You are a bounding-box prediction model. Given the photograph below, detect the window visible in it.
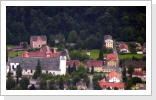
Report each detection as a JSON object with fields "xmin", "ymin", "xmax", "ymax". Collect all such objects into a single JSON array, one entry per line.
[
  {"xmin": 31, "ymin": 69, "xmax": 33, "ymax": 73},
  {"xmin": 46, "ymin": 71, "xmax": 48, "ymax": 74},
  {"xmin": 25, "ymin": 69, "xmax": 27, "ymax": 72},
  {"xmin": 12, "ymin": 65, "xmax": 14, "ymax": 69}
]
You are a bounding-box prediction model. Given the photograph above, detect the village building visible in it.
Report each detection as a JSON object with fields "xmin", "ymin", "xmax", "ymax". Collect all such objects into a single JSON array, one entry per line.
[
  {"xmin": 106, "ymin": 54, "xmax": 117, "ymax": 67},
  {"xmin": 22, "ymin": 45, "xmax": 60, "ymax": 58},
  {"xmin": 108, "ymin": 71, "xmax": 120, "ymax": 83},
  {"xmin": 103, "ymin": 35, "xmax": 113, "ymax": 48},
  {"xmin": 66, "ymin": 60, "xmax": 80, "ymax": 68},
  {"xmin": 76, "ymin": 81, "xmax": 87, "ymax": 90},
  {"xmin": 99, "ymin": 82, "xmax": 124, "ymax": 90},
  {"xmin": 132, "ymin": 71, "xmax": 146, "ymax": 81},
  {"xmin": 84, "ymin": 60, "xmax": 103, "ymax": 72},
  {"xmin": 7, "ymin": 49, "xmax": 67, "ymax": 76},
  {"xmin": 119, "ymin": 44, "xmax": 129, "ymax": 53},
  {"xmin": 30, "ymin": 35, "xmax": 47, "ymax": 48},
  {"xmin": 122, "ymin": 61, "xmax": 146, "ymax": 72}
]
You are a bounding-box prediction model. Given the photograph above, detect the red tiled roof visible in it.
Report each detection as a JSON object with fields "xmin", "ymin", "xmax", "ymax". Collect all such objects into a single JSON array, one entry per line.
[
  {"xmin": 67, "ymin": 60, "xmax": 80, "ymax": 66},
  {"xmin": 31, "ymin": 35, "xmax": 47, "ymax": 41},
  {"xmin": 132, "ymin": 71, "xmax": 146, "ymax": 76},
  {"xmin": 99, "ymin": 83, "xmax": 124, "ymax": 89},
  {"xmin": 108, "ymin": 71, "xmax": 120, "ymax": 80},
  {"xmin": 119, "ymin": 44, "xmax": 128, "ymax": 50},
  {"xmin": 85, "ymin": 60, "xmax": 103, "ymax": 67},
  {"xmin": 106, "ymin": 54, "xmax": 117, "ymax": 59},
  {"xmin": 22, "ymin": 52, "xmax": 60, "ymax": 58},
  {"xmin": 40, "ymin": 45, "xmax": 52, "ymax": 53},
  {"xmin": 107, "ymin": 58, "xmax": 116, "ymax": 62},
  {"xmin": 99, "ymin": 79, "xmax": 106, "ymax": 83}
]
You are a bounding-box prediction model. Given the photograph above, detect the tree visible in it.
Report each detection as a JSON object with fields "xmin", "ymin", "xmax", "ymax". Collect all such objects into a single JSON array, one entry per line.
[
  {"xmin": 68, "ymin": 86, "xmax": 77, "ymax": 90},
  {"xmin": 28, "ymin": 84, "xmax": 36, "ymax": 90},
  {"xmin": 137, "ymin": 37, "xmax": 144, "ymax": 45},
  {"xmin": 12, "ymin": 86, "xmax": 22, "ymax": 90},
  {"xmin": 49, "ymin": 85, "xmax": 58, "ymax": 90},
  {"xmin": 20, "ymin": 77, "xmax": 30, "ymax": 90},
  {"xmin": 6, "ymin": 49, "xmax": 8, "ymax": 62},
  {"xmin": 127, "ymin": 64, "xmax": 134, "ymax": 78},
  {"xmin": 33, "ymin": 59, "xmax": 42, "ymax": 79},
  {"xmin": 114, "ymin": 87, "xmax": 119, "ymax": 90},
  {"xmin": 98, "ymin": 47, "xmax": 104, "ymax": 60},
  {"xmin": 132, "ymin": 77, "xmax": 142, "ymax": 85},
  {"xmin": 7, "ymin": 71, "xmax": 12, "ymax": 78},
  {"xmin": 39, "ymin": 79, "xmax": 47, "ymax": 90},
  {"xmin": 91, "ymin": 65, "xmax": 94, "ymax": 74},
  {"xmin": 72, "ymin": 62, "xmax": 76, "ymax": 72},
  {"xmin": 77, "ymin": 64, "xmax": 86, "ymax": 72},
  {"xmin": 59, "ymin": 77, "xmax": 64, "ymax": 89},
  {"xmin": 68, "ymin": 65, "xmax": 71, "ymax": 74},
  {"xmin": 67, "ymin": 30, "xmax": 79, "ymax": 43},
  {"xmin": 125, "ymin": 79, "xmax": 133, "ymax": 90},
  {"xmin": 23, "ymin": 42, "xmax": 27, "ymax": 48},
  {"xmin": 6, "ymin": 77, "xmax": 15, "ymax": 90},
  {"xmin": 142, "ymin": 65, "xmax": 146, "ymax": 71},
  {"xmin": 49, "ymin": 34, "xmax": 55, "ymax": 46},
  {"xmin": 16, "ymin": 65, "xmax": 22, "ymax": 78}
]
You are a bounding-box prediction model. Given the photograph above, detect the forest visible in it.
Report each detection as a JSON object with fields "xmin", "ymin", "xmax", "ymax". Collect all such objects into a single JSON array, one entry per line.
[{"xmin": 6, "ymin": 6, "xmax": 146, "ymax": 49}]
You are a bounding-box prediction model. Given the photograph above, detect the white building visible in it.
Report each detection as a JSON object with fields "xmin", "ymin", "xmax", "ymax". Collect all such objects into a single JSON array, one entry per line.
[
  {"xmin": 7, "ymin": 49, "xmax": 67, "ymax": 76},
  {"xmin": 108, "ymin": 71, "xmax": 120, "ymax": 83}
]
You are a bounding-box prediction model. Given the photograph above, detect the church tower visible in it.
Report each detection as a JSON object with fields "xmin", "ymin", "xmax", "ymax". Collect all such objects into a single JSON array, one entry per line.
[{"xmin": 59, "ymin": 49, "xmax": 67, "ymax": 75}]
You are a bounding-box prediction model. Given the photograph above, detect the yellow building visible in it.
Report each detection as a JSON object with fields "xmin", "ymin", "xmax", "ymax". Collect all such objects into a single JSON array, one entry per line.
[
  {"xmin": 85, "ymin": 60, "xmax": 103, "ymax": 72},
  {"xmin": 105, "ymin": 39, "xmax": 113, "ymax": 48},
  {"xmin": 107, "ymin": 59, "xmax": 117, "ymax": 67}
]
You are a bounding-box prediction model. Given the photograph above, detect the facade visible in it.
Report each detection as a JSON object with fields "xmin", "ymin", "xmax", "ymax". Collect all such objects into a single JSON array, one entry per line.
[
  {"xmin": 119, "ymin": 44, "xmax": 129, "ymax": 53},
  {"xmin": 30, "ymin": 35, "xmax": 47, "ymax": 48},
  {"xmin": 123, "ymin": 61, "xmax": 146, "ymax": 72},
  {"xmin": 108, "ymin": 71, "xmax": 120, "ymax": 83},
  {"xmin": 7, "ymin": 50, "xmax": 67, "ymax": 76},
  {"xmin": 84, "ymin": 60, "xmax": 103, "ymax": 72}
]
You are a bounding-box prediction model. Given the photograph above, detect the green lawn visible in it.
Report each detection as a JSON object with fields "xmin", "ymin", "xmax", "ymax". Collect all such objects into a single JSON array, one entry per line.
[
  {"xmin": 7, "ymin": 45, "xmax": 14, "ymax": 49},
  {"xmin": 118, "ymin": 54, "xmax": 143, "ymax": 59},
  {"xmin": 8, "ymin": 51, "xmax": 25, "ymax": 57},
  {"xmin": 73, "ymin": 49, "xmax": 106, "ymax": 60}
]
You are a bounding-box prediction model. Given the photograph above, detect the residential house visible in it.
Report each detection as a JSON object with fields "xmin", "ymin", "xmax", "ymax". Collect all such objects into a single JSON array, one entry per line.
[
  {"xmin": 132, "ymin": 71, "xmax": 146, "ymax": 81},
  {"xmin": 84, "ymin": 60, "xmax": 103, "ymax": 72},
  {"xmin": 104, "ymin": 35, "xmax": 113, "ymax": 48},
  {"xmin": 76, "ymin": 81, "xmax": 87, "ymax": 90},
  {"xmin": 7, "ymin": 49, "xmax": 67, "ymax": 76},
  {"xmin": 54, "ymin": 35, "xmax": 59, "ymax": 44},
  {"xmin": 123, "ymin": 61, "xmax": 146, "ymax": 72},
  {"xmin": 22, "ymin": 45, "xmax": 60, "ymax": 58},
  {"xmin": 99, "ymin": 82, "xmax": 124, "ymax": 90},
  {"xmin": 119, "ymin": 44, "xmax": 129, "ymax": 53},
  {"xmin": 108, "ymin": 71, "xmax": 120, "ymax": 83},
  {"xmin": 86, "ymin": 50, "xmax": 90, "ymax": 56},
  {"xmin": 30, "ymin": 35, "xmax": 47, "ymax": 48},
  {"xmin": 135, "ymin": 83, "xmax": 146, "ymax": 90},
  {"xmin": 106, "ymin": 54, "xmax": 117, "ymax": 67},
  {"xmin": 66, "ymin": 60, "xmax": 80, "ymax": 68}
]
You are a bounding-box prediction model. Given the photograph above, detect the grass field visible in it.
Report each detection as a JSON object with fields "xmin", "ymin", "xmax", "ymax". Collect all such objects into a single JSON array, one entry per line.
[
  {"xmin": 73, "ymin": 49, "xmax": 106, "ymax": 60},
  {"xmin": 118, "ymin": 54, "xmax": 143, "ymax": 59},
  {"xmin": 8, "ymin": 51, "xmax": 25, "ymax": 57},
  {"xmin": 7, "ymin": 45, "xmax": 14, "ymax": 49}
]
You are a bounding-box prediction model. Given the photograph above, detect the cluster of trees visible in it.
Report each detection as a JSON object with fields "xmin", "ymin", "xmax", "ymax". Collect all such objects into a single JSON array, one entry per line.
[
  {"xmin": 69, "ymin": 50, "xmax": 89, "ymax": 61},
  {"xmin": 122, "ymin": 64, "xmax": 145, "ymax": 90},
  {"xmin": 92, "ymin": 74, "xmax": 106, "ymax": 90},
  {"xmin": 7, "ymin": 6, "xmax": 146, "ymax": 50}
]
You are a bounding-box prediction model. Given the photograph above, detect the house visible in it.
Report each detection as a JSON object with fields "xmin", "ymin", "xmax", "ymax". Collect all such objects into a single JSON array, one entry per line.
[
  {"xmin": 20, "ymin": 42, "xmax": 28, "ymax": 47},
  {"xmin": 99, "ymin": 82, "xmax": 124, "ymax": 90},
  {"xmin": 86, "ymin": 50, "xmax": 90, "ymax": 56},
  {"xmin": 119, "ymin": 44, "xmax": 129, "ymax": 53},
  {"xmin": 108, "ymin": 71, "xmax": 120, "ymax": 83},
  {"xmin": 22, "ymin": 45, "xmax": 60, "ymax": 58},
  {"xmin": 123, "ymin": 61, "xmax": 146, "ymax": 72},
  {"xmin": 7, "ymin": 49, "xmax": 67, "ymax": 76},
  {"xmin": 132, "ymin": 71, "xmax": 146, "ymax": 81},
  {"xmin": 106, "ymin": 54, "xmax": 117, "ymax": 67},
  {"xmin": 76, "ymin": 81, "xmax": 87, "ymax": 90},
  {"xmin": 66, "ymin": 60, "xmax": 80, "ymax": 68},
  {"xmin": 30, "ymin": 35, "xmax": 47, "ymax": 48},
  {"xmin": 54, "ymin": 35, "xmax": 59, "ymax": 44},
  {"xmin": 136, "ymin": 51, "xmax": 143, "ymax": 54},
  {"xmin": 84, "ymin": 60, "xmax": 103, "ymax": 72},
  {"xmin": 103, "ymin": 35, "xmax": 113, "ymax": 48},
  {"xmin": 135, "ymin": 83, "xmax": 146, "ymax": 90}
]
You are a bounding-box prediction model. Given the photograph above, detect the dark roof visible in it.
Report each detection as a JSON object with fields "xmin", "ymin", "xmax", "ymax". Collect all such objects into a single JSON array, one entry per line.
[
  {"xmin": 61, "ymin": 49, "xmax": 66, "ymax": 56},
  {"xmin": 84, "ymin": 60, "xmax": 103, "ymax": 67},
  {"xmin": 124, "ymin": 61, "xmax": 146, "ymax": 68},
  {"xmin": 67, "ymin": 60, "xmax": 80, "ymax": 66},
  {"xmin": 30, "ymin": 35, "xmax": 47, "ymax": 41},
  {"xmin": 9, "ymin": 57, "xmax": 60, "ymax": 71},
  {"xmin": 104, "ymin": 35, "xmax": 113, "ymax": 40}
]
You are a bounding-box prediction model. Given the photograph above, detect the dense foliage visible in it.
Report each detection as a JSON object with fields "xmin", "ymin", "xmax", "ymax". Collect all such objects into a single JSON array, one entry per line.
[{"xmin": 7, "ymin": 6, "xmax": 146, "ymax": 49}]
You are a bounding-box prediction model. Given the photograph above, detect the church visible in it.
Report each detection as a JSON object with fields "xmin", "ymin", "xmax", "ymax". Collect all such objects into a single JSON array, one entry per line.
[{"xmin": 7, "ymin": 49, "xmax": 67, "ymax": 76}]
